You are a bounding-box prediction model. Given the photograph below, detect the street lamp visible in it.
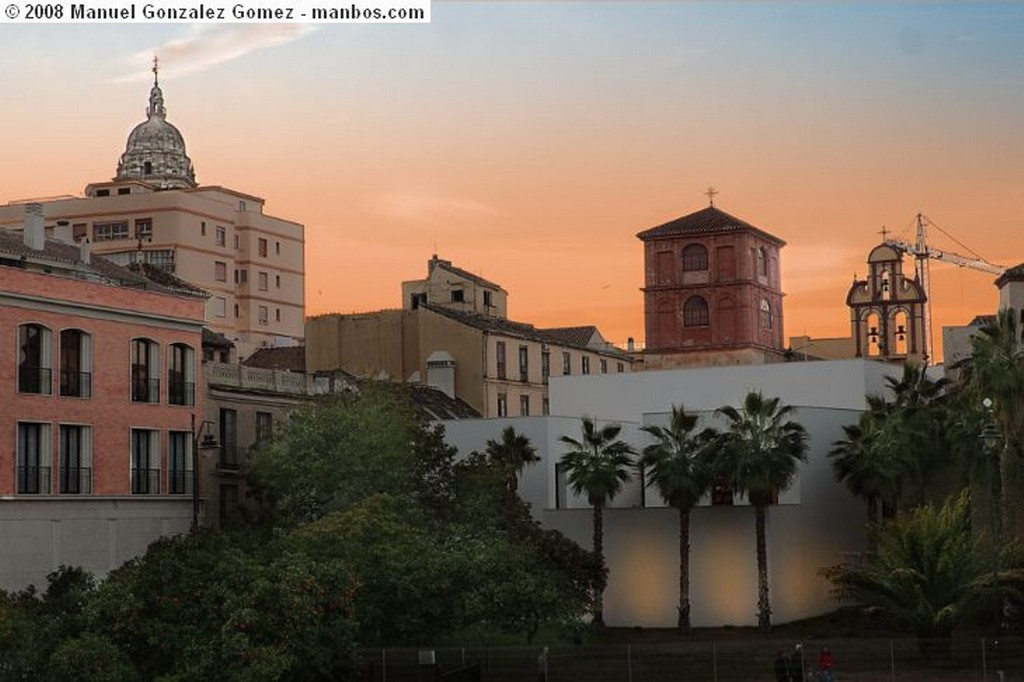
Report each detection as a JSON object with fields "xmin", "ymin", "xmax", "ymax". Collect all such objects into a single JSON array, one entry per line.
[
  {"xmin": 981, "ymin": 398, "xmax": 1003, "ymax": 634},
  {"xmin": 191, "ymin": 414, "xmax": 218, "ymax": 530}
]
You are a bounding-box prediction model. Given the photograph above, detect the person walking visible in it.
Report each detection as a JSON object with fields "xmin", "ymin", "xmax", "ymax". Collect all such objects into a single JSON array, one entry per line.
[
  {"xmin": 774, "ymin": 651, "xmax": 789, "ymax": 682},
  {"xmin": 537, "ymin": 646, "xmax": 549, "ymax": 682}
]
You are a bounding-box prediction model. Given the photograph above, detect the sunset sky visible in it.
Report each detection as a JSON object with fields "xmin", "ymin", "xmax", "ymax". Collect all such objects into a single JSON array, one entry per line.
[{"xmin": 3, "ymin": 3, "xmax": 1023, "ymax": 361}]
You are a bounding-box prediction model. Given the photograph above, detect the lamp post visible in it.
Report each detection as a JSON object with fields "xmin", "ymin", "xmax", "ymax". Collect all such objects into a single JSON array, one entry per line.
[
  {"xmin": 190, "ymin": 413, "xmax": 218, "ymax": 530},
  {"xmin": 981, "ymin": 398, "xmax": 1003, "ymax": 633}
]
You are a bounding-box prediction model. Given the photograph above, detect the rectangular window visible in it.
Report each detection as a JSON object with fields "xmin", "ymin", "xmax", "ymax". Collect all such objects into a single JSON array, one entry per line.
[
  {"xmin": 131, "ymin": 429, "xmax": 159, "ymax": 495},
  {"xmin": 582, "ymin": 356, "xmax": 591, "ymax": 375},
  {"xmin": 600, "ymin": 358, "xmax": 608, "ymax": 374},
  {"xmin": 72, "ymin": 223, "xmax": 87, "ymax": 241},
  {"xmin": 234, "ymin": 235, "xmax": 240, "ymax": 250},
  {"xmin": 92, "ymin": 221, "xmax": 129, "ymax": 242},
  {"xmin": 220, "ymin": 408, "xmax": 238, "ymax": 469},
  {"xmin": 275, "ymin": 308, "xmax": 281, "ymax": 323},
  {"xmin": 451, "ymin": 289, "xmax": 465, "ymax": 303},
  {"xmin": 555, "ymin": 463, "xmax": 568, "ymax": 509},
  {"xmin": 258, "ymin": 305, "xmax": 269, "ymax": 325},
  {"xmin": 216, "ymin": 226, "xmax": 226, "ymax": 246},
  {"xmin": 275, "ymin": 241, "xmax": 281, "ymax": 255},
  {"xmin": 496, "ymin": 341, "xmax": 506, "ymax": 380},
  {"xmin": 275, "ymin": 275, "xmax": 281, "ymax": 288},
  {"xmin": 519, "ymin": 394, "xmax": 530, "ymax": 416},
  {"xmin": 134, "ymin": 218, "xmax": 153, "ymax": 240},
  {"xmin": 95, "ymin": 189, "xmax": 110, "ymax": 197},
  {"xmin": 542, "ymin": 397, "xmax": 550, "ymax": 416},
  {"xmin": 483, "ymin": 291, "xmax": 493, "ymax": 307},
  {"xmin": 256, "ymin": 412, "xmax": 273, "ymax": 442},
  {"xmin": 258, "ymin": 238, "xmax": 268, "ymax": 257},
  {"xmin": 236, "ymin": 269, "xmax": 247, "ymax": 285},
  {"xmin": 213, "ymin": 297, "xmax": 227, "ymax": 318},
  {"xmin": 541, "ymin": 351, "xmax": 551, "ymax": 384},
  {"xmin": 201, "ymin": 221, "xmax": 207, "ymax": 236},
  {"xmin": 59, "ymin": 425, "xmax": 91, "ymax": 494},
  {"xmin": 168, "ymin": 431, "xmax": 192, "ymax": 495},
  {"xmin": 17, "ymin": 422, "xmax": 50, "ymax": 494},
  {"xmin": 214, "ymin": 261, "xmax": 227, "ymax": 281},
  {"xmin": 234, "ymin": 304, "xmax": 240, "ymax": 318},
  {"xmin": 562, "ymin": 352, "xmax": 571, "ymax": 376},
  {"xmin": 497, "ymin": 392, "xmax": 508, "ymax": 417},
  {"xmin": 617, "ymin": 362, "xmax": 625, "ymax": 373},
  {"xmin": 258, "ymin": 272, "xmax": 268, "ymax": 291},
  {"xmin": 220, "ymin": 483, "xmax": 240, "ymax": 523},
  {"xmin": 519, "ymin": 346, "xmax": 529, "ymax": 382},
  {"xmin": 118, "ymin": 187, "xmax": 131, "ymax": 195}
]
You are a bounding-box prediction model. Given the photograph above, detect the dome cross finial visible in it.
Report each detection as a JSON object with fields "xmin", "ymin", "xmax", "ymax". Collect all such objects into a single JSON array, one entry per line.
[{"xmin": 152, "ymin": 55, "xmax": 159, "ymax": 85}]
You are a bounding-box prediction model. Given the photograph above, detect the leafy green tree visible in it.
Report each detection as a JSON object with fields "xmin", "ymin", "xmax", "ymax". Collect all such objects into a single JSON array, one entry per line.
[
  {"xmin": 956, "ymin": 309, "xmax": 1024, "ymax": 542},
  {"xmin": 639, "ymin": 405, "xmax": 716, "ymax": 629},
  {"xmin": 830, "ymin": 396, "xmax": 916, "ymax": 549},
  {"xmin": 711, "ymin": 391, "xmax": 808, "ymax": 632},
  {"xmin": 559, "ymin": 418, "xmax": 635, "ymax": 627},
  {"xmin": 821, "ymin": 491, "xmax": 1024, "ymax": 657},
  {"xmin": 485, "ymin": 426, "xmax": 539, "ymax": 493}
]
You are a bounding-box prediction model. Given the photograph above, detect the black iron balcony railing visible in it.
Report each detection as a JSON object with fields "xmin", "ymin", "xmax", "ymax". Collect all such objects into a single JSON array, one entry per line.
[
  {"xmin": 131, "ymin": 377, "xmax": 160, "ymax": 403},
  {"xmin": 219, "ymin": 444, "xmax": 240, "ymax": 470},
  {"xmin": 59, "ymin": 466, "xmax": 92, "ymax": 494},
  {"xmin": 60, "ymin": 370, "xmax": 92, "ymax": 398},
  {"xmin": 167, "ymin": 380, "xmax": 195, "ymax": 406},
  {"xmin": 131, "ymin": 468, "xmax": 160, "ymax": 494},
  {"xmin": 17, "ymin": 366, "xmax": 52, "ymax": 395},
  {"xmin": 167, "ymin": 470, "xmax": 194, "ymax": 495},
  {"xmin": 17, "ymin": 465, "xmax": 51, "ymax": 494}
]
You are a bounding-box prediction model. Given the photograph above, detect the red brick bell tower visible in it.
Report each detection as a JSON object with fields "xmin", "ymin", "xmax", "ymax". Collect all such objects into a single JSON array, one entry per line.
[{"xmin": 638, "ymin": 195, "xmax": 787, "ymax": 369}]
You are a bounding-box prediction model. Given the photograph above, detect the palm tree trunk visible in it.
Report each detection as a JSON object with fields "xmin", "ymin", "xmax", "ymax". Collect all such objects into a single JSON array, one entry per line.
[
  {"xmin": 755, "ymin": 503, "xmax": 771, "ymax": 633},
  {"xmin": 592, "ymin": 503, "xmax": 605, "ymax": 628},
  {"xmin": 678, "ymin": 505, "xmax": 691, "ymax": 629},
  {"xmin": 866, "ymin": 495, "xmax": 879, "ymax": 553}
]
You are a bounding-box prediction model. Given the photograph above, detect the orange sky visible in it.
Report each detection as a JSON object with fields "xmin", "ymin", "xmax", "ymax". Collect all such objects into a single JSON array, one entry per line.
[{"xmin": 3, "ymin": 5, "xmax": 1023, "ymax": 362}]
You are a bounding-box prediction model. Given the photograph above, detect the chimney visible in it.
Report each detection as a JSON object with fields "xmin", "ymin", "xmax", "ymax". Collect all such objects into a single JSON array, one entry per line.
[
  {"xmin": 23, "ymin": 203, "xmax": 45, "ymax": 251},
  {"xmin": 627, "ymin": 337, "xmax": 635, "ymax": 352},
  {"xmin": 425, "ymin": 350, "xmax": 456, "ymax": 399},
  {"xmin": 79, "ymin": 238, "xmax": 91, "ymax": 264},
  {"xmin": 52, "ymin": 220, "xmax": 73, "ymax": 244}
]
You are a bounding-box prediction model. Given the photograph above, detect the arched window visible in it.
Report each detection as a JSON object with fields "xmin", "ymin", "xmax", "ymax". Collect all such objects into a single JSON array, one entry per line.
[
  {"xmin": 18, "ymin": 323, "xmax": 52, "ymax": 395},
  {"xmin": 682, "ymin": 244, "xmax": 708, "ymax": 272},
  {"xmin": 683, "ymin": 296, "xmax": 710, "ymax": 327},
  {"xmin": 131, "ymin": 338, "xmax": 160, "ymax": 403},
  {"xmin": 760, "ymin": 299, "xmax": 773, "ymax": 330},
  {"xmin": 168, "ymin": 343, "xmax": 196, "ymax": 406},
  {"xmin": 865, "ymin": 312, "xmax": 881, "ymax": 357},
  {"xmin": 60, "ymin": 329, "xmax": 92, "ymax": 398},
  {"xmin": 893, "ymin": 310, "xmax": 909, "ymax": 355}
]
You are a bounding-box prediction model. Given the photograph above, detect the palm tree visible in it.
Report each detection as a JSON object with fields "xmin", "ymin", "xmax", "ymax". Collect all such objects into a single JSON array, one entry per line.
[
  {"xmin": 639, "ymin": 405, "xmax": 716, "ymax": 629},
  {"xmin": 829, "ymin": 397, "xmax": 915, "ymax": 551},
  {"xmin": 957, "ymin": 308, "xmax": 1024, "ymax": 542},
  {"xmin": 711, "ymin": 391, "xmax": 808, "ymax": 632},
  {"xmin": 559, "ymin": 417, "xmax": 636, "ymax": 627},
  {"xmin": 485, "ymin": 426, "xmax": 539, "ymax": 493}
]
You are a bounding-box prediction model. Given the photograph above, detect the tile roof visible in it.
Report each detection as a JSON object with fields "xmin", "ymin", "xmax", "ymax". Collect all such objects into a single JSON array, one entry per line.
[
  {"xmin": 996, "ymin": 263, "xmax": 1024, "ymax": 288},
  {"xmin": 637, "ymin": 205, "xmax": 786, "ymax": 246},
  {"xmin": 403, "ymin": 383, "xmax": 481, "ymax": 420},
  {"xmin": 243, "ymin": 346, "xmax": 306, "ymax": 372},
  {"xmin": 540, "ymin": 325, "xmax": 599, "ymax": 348},
  {"xmin": 126, "ymin": 262, "xmax": 209, "ymax": 298},
  {"xmin": 422, "ymin": 304, "xmax": 632, "ymax": 360},
  {"xmin": 430, "ymin": 256, "xmax": 504, "ymax": 291},
  {"xmin": 202, "ymin": 327, "xmax": 235, "ymax": 350}
]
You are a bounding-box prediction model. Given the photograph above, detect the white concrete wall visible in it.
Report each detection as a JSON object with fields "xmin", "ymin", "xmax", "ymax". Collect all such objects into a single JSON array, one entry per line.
[
  {"xmin": 441, "ymin": 359, "xmax": 899, "ymax": 628},
  {"xmin": 0, "ymin": 498, "xmax": 192, "ymax": 591}
]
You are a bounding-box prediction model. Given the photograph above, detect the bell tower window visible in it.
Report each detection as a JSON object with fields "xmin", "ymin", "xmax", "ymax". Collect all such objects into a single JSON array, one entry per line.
[
  {"xmin": 143, "ymin": 161, "xmax": 153, "ymax": 175},
  {"xmin": 683, "ymin": 296, "xmax": 710, "ymax": 327},
  {"xmin": 682, "ymin": 244, "xmax": 708, "ymax": 272}
]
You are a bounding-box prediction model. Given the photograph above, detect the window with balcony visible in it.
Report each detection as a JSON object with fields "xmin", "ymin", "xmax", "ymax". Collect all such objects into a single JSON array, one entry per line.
[
  {"xmin": 59, "ymin": 329, "xmax": 92, "ymax": 398},
  {"xmin": 235, "ymin": 269, "xmax": 248, "ymax": 285},
  {"xmin": 219, "ymin": 408, "xmax": 238, "ymax": 469},
  {"xmin": 168, "ymin": 431, "xmax": 193, "ymax": 495},
  {"xmin": 496, "ymin": 341, "xmax": 506, "ymax": 380},
  {"xmin": 18, "ymin": 323, "xmax": 52, "ymax": 395},
  {"xmin": 17, "ymin": 422, "xmax": 50, "ymax": 494},
  {"xmin": 519, "ymin": 346, "xmax": 529, "ymax": 382},
  {"xmin": 131, "ymin": 338, "xmax": 159, "ymax": 403},
  {"xmin": 167, "ymin": 343, "xmax": 195, "ymax": 406},
  {"xmin": 258, "ymin": 272, "xmax": 268, "ymax": 291},
  {"xmin": 59, "ymin": 425, "xmax": 91, "ymax": 494},
  {"xmin": 259, "ymin": 238, "xmax": 268, "ymax": 257},
  {"xmin": 131, "ymin": 429, "xmax": 160, "ymax": 494}
]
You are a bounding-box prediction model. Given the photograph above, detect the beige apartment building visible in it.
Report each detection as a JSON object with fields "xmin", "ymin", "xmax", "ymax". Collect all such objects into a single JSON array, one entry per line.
[
  {"xmin": 0, "ymin": 69, "xmax": 304, "ymax": 357},
  {"xmin": 306, "ymin": 256, "xmax": 634, "ymax": 417}
]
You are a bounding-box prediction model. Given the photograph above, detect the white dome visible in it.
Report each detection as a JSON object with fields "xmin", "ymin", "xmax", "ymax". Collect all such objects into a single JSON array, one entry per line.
[{"xmin": 115, "ymin": 79, "xmax": 196, "ymax": 189}]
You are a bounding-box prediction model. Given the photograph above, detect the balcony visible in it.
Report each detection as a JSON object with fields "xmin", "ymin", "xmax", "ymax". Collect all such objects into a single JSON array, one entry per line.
[
  {"xmin": 59, "ymin": 467, "xmax": 92, "ymax": 494},
  {"xmin": 205, "ymin": 362, "xmax": 327, "ymax": 396},
  {"xmin": 17, "ymin": 366, "xmax": 52, "ymax": 395},
  {"xmin": 167, "ymin": 380, "xmax": 195, "ymax": 406},
  {"xmin": 60, "ymin": 370, "xmax": 92, "ymax": 398},
  {"xmin": 131, "ymin": 377, "xmax": 160, "ymax": 403},
  {"xmin": 167, "ymin": 470, "xmax": 194, "ymax": 495},
  {"xmin": 17, "ymin": 465, "xmax": 51, "ymax": 494},
  {"xmin": 131, "ymin": 468, "xmax": 160, "ymax": 494}
]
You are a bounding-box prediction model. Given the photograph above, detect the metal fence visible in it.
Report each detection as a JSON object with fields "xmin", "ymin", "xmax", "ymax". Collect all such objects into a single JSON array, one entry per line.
[{"xmin": 358, "ymin": 636, "xmax": 1024, "ymax": 681}]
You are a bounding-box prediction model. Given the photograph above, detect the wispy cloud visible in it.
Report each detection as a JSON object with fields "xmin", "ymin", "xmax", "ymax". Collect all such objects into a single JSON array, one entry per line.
[
  {"xmin": 367, "ymin": 192, "xmax": 506, "ymax": 225},
  {"xmin": 114, "ymin": 24, "xmax": 316, "ymax": 82}
]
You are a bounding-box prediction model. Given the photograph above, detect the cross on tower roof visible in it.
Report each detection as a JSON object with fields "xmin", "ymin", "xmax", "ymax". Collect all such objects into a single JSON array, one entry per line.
[
  {"xmin": 878, "ymin": 225, "xmax": 889, "ymax": 240},
  {"xmin": 152, "ymin": 55, "xmax": 159, "ymax": 84},
  {"xmin": 705, "ymin": 186, "xmax": 718, "ymax": 207}
]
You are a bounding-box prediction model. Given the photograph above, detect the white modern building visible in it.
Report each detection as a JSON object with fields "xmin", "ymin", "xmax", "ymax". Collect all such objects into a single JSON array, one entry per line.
[{"xmin": 442, "ymin": 358, "xmax": 899, "ymax": 628}]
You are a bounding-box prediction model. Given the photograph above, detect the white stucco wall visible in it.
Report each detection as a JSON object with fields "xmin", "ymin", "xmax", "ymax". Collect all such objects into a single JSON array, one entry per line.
[{"xmin": 441, "ymin": 359, "xmax": 900, "ymax": 628}]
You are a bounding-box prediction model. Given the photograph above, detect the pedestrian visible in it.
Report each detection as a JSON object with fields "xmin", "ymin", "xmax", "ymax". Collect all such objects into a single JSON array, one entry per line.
[
  {"xmin": 537, "ymin": 646, "xmax": 549, "ymax": 682},
  {"xmin": 774, "ymin": 650, "xmax": 789, "ymax": 682},
  {"xmin": 817, "ymin": 645, "xmax": 835, "ymax": 682},
  {"xmin": 788, "ymin": 646, "xmax": 803, "ymax": 682}
]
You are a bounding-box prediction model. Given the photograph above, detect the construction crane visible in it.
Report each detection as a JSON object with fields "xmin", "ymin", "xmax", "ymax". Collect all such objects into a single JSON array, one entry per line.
[{"xmin": 883, "ymin": 213, "xmax": 1006, "ymax": 361}]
